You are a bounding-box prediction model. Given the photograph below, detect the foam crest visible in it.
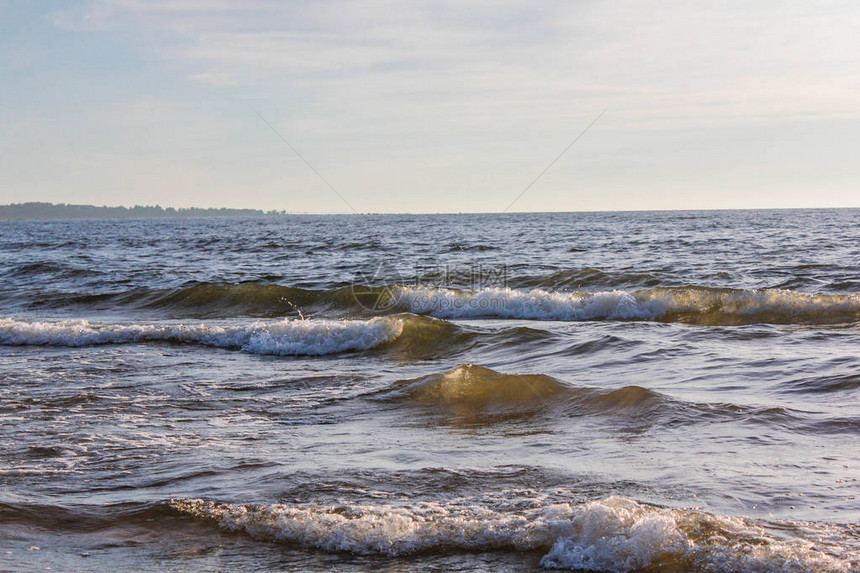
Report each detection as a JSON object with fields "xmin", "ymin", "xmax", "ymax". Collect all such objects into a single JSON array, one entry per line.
[
  {"xmin": 170, "ymin": 496, "xmax": 851, "ymax": 572},
  {"xmin": 395, "ymin": 286, "xmax": 662, "ymax": 321},
  {"xmin": 0, "ymin": 317, "xmax": 402, "ymax": 356},
  {"xmin": 540, "ymin": 497, "xmax": 690, "ymax": 571},
  {"xmin": 393, "ymin": 285, "xmax": 860, "ymax": 325},
  {"xmin": 642, "ymin": 286, "xmax": 860, "ymax": 325}
]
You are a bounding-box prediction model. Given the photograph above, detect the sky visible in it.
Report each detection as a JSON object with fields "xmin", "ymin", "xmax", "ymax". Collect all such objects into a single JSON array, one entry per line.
[{"xmin": 1, "ymin": 0, "xmax": 859, "ymax": 213}]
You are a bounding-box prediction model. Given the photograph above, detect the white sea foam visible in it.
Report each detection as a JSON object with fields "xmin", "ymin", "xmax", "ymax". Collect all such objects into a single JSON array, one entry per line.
[
  {"xmin": 0, "ymin": 317, "xmax": 403, "ymax": 356},
  {"xmin": 170, "ymin": 496, "xmax": 851, "ymax": 572},
  {"xmin": 395, "ymin": 286, "xmax": 663, "ymax": 320},
  {"xmin": 394, "ymin": 285, "xmax": 860, "ymax": 324}
]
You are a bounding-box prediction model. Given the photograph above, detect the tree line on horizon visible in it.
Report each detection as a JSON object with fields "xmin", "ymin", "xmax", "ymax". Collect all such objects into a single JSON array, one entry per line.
[{"xmin": 0, "ymin": 202, "xmax": 290, "ymax": 220}]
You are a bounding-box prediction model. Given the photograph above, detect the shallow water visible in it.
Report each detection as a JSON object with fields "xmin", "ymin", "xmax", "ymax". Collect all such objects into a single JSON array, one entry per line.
[{"xmin": 1, "ymin": 210, "xmax": 858, "ymax": 571}]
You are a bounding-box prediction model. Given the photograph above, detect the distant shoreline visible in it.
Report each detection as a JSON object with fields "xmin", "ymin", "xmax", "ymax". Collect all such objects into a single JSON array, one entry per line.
[
  {"xmin": 0, "ymin": 203, "xmax": 287, "ymax": 220},
  {"xmin": 1, "ymin": 202, "xmax": 856, "ymax": 220}
]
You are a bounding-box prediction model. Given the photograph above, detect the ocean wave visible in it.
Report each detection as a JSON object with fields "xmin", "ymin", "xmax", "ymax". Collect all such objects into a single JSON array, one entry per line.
[
  {"xmin": 14, "ymin": 281, "xmax": 860, "ymax": 325},
  {"xmin": 141, "ymin": 283, "xmax": 326, "ymax": 316},
  {"xmin": 370, "ymin": 365, "xmax": 853, "ymax": 435},
  {"xmin": 377, "ymin": 364, "xmax": 570, "ymax": 405},
  {"xmin": 0, "ymin": 317, "xmax": 403, "ymax": 356},
  {"xmin": 778, "ymin": 372, "xmax": 860, "ymax": 394},
  {"xmin": 6, "ymin": 261, "xmax": 101, "ymax": 278},
  {"xmin": 370, "ymin": 365, "xmax": 668, "ymax": 427},
  {"xmin": 393, "ymin": 285, "xmax": 860, "ymax": 325},
  {"xmin": 169, "ymin": 495, "xmax": 852, "ymax": 572},
  {"xmin": 21, "ymin": 283, "xmax": 336, "ymax": 318}
]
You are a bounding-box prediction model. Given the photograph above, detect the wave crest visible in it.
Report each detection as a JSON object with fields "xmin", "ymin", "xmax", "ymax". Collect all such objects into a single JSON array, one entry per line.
[
  {"xmin": 393, "ymin": 285, "xmax": 860, "ymax": 325},
  {"xmin": 371, "ymin": 365, "xmax": 671, "ymax": 428},
  {"xmin": 169, "ymin": 495, "xmax": 851, "ymax": 572},
  {"xmin": 0, "ymin": 317, "xmax": 403, "ymax": 356},
  {"xmin": 142, "ymin": 283, "xmax": 323, "ymax": 317},
  {"xmin": 379, "ymin": 364, "xmax": 569, "ymax": 405},
  {"xmin": 18, "ymin": 281, "xmax": 860, "ymax": 325}
]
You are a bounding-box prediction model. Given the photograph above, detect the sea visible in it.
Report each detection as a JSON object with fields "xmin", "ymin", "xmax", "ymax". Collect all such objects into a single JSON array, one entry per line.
[{"xmin": 0, "ymin": 209, "xmax": 858, "ymax": 572}]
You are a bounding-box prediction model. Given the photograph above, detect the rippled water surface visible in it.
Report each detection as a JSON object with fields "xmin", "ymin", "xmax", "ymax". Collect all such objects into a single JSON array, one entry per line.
[{"xmin": 1, "ymin": 210, "xmax": 858, "ymax": 572}]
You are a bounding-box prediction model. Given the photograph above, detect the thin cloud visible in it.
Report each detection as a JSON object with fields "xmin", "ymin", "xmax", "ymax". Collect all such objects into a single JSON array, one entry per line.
[
  {"xmin": 189, "ymin": 72, "xmax": 240, "ymax": 86},
  {"xmin": 50, "ymin": 0, "xmax": 860, "ymax": 125},
  {"xmin": 15, "ymin": 0, "xmax": 860, "ymax": 211}
]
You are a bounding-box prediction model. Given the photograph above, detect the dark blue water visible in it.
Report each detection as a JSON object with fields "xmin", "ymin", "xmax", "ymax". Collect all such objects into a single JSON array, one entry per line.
[{"xmin": 1, "ymin": 210, "xmax": 858, "ymax": 571}]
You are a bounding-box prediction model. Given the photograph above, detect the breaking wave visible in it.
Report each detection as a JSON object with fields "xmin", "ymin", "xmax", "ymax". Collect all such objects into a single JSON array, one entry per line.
[
  {"xmin": 0, "ymin": 316, "xmax": 403, "ymax": 356},
  {"xmin": 169, "ymin": 495, "xmax": 852, "ymax": 572},
  {"xmin": 394, "ymin": 285, "xmax": 860, "ymax": 325},
  {"xmin": 15, "ymin": 281, "xmax": 860, "ymax": 325}
]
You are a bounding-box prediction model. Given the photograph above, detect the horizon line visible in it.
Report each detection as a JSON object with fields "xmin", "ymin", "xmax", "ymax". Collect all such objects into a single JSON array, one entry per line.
[{"xmin": 1, "ymin": 201, "xmax": 859, "ymax": 220}]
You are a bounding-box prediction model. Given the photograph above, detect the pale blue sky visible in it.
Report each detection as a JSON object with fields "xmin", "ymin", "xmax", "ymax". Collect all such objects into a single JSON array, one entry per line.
[{"xmin": 1, "ymin": 1, "xmax": 859, "ymax": 213}]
